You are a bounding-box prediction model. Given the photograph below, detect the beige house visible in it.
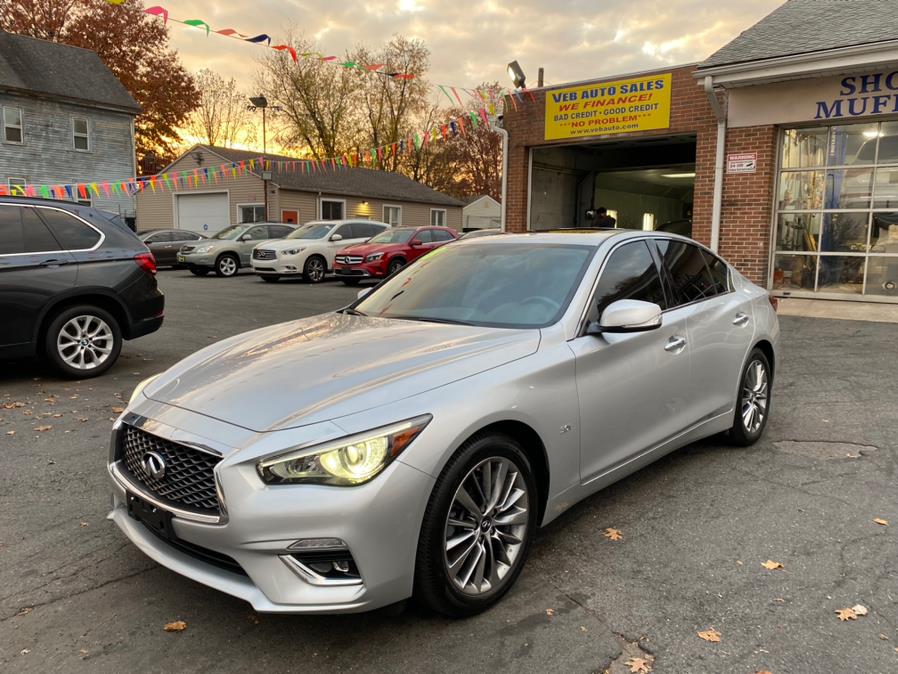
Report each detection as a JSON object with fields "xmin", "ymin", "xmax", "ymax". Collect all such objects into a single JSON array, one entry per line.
[
  {"xmin": 462, "ymin": 195, "xmax": 501, "ymax": 231},
  {"xmin": 136, "ymin": 145, "xmax": 463, "ymax": 234}
]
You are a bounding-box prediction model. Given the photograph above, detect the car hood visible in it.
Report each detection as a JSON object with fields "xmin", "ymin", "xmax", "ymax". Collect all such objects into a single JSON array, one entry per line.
[
  {"xmin": 143, "ymin": 313, "xmax": 540, "ymax": 432},
  {"xmin": 339, "ymin": 242, "xmax": 406, "ymax": 256},
  {"xmin": 257, "ymin": 238, "xmax": 324, "ymax": 251}
]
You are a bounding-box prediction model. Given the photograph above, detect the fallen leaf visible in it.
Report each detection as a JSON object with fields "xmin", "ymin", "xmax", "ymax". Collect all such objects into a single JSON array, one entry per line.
[
  {"xmin": 603, "ymin": 527, "xmax": 623, "ymax": 541},
  {"xmin": 163, "ymin": 620, "xmax": 187, "ymax": 632},
  {"xmin": 755, "ymin": 671, "xmax": 773, "ymax": 674},
  {"xmin": 78, "ymin": 418, "xmax": 89, "ymax": 423},
  {"xmin": 761, "ymin": 560, "xmax": 784, "ymax": 570},
  {"xmin": 52, "ymin": 413, "xmax": 63, "ymax": 418},
  {"xmin": 23, "ymin": 410, "xmax": 33, "ymax": 416},
  {"xmin": 79, "ymin": 521, "xmax": 89, "ymax": 528},
  {"xmin": 545, "ymin": 608, "xmax": 555, "ymax": 617},
  {"xmin": 579, "ymin": 625, "xmax": 587, "ymax": 633},
  {"xmin": 697, "ymin": 628, "xmax": 721, "ymax": 643},
  {"xmin": 79, "ymin": 649, "xmax": 89, "ymax": 658},
  {"xmin": 16, "ymin": 607, "xmax": 33, "ymax": 616},
  {"xmin": 33, "ymin": 425, "xmax": 52, "ymax": 432},
  {"xmin": 20, "ymin": 648, "xmax": 31, "ymax": 655},
  {"xmin": 2, "ymin": 401, "xmax": 25, "ymax": 409},
  {"xmin": 835, "ymin": 607, "xmax": 857, "ymax": 621},
  {"xmin": 873, "ymin": 518, "xmax": 889, "ymax": 526},
  {"xmin": 851, "ymin": 604, "xmax": 868, "ymax": 616},
  {"xmin": 6, "ymin": 430, "xmax": 15, "ymax": 436},
  {"xmin": 626, "ymin": 656, "xmax": 652, "ymax": 673},
  {"xmin": 111, "ymin": 406, "xmax": 125, "ymax": 414},
  {"xmin": 44, "ymin": 397, "xmax": 56, "ymax": 403},
  {"xmin": 879, "ymin": 633, "xmax": 890, "ymax": 641}
]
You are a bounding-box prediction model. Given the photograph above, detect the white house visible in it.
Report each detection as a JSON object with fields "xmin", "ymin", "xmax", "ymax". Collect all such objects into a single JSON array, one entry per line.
[{"xmin": 462, "ymin": 195, "xmax": 501, "ymax": 231}]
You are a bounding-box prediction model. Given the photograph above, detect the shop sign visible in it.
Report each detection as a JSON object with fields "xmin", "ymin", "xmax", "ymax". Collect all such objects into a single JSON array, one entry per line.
[
  {"xmin": 544, "ymin": 73, "xmax": 672, "ymax": 141},
  {"xmin": 814, "ymin": 71, "xmax": 898, "ymax": 120},
  {"xmin": 727, "ymin": 152, "xmax": 757, "ymax": 173}
]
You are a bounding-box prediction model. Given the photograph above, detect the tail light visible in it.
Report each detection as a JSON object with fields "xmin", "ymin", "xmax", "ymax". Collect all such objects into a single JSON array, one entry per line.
[
  {"xmin": 768, "ymin": 294, "xmax": 779, "ymax": 312},
  {"xmin": 134, "ymin": 252, "xmax": 157, "ymax": 275}
]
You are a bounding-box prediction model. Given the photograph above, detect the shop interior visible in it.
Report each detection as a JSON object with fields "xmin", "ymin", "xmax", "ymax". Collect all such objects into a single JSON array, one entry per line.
[{"xmin": 528, "ymin": 135, "xmax": 696, "ymax": 235}]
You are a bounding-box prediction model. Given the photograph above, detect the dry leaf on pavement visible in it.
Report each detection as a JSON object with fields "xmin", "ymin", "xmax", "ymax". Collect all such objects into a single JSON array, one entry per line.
[
  {"xmin": 33, "ymin": 425, "xmax": 52, "ymax": 432},
  {"xmin": 111, "ymin": 406, "xmax": 125, "ymax": 414},
  {"xmin": 835, "ymin": 607, "xmax": 858, "ymax": 621},
  {"xmin": 697, "ymin": 628, "xmax": 721, "ymax": 642},
  {"xmin": 545, "ymin": 608, "xmax": 555, "ymax": 617},
  {"xmin": 625, "ymin": 656, "xmax": 652, "ymax": 673},
  {"xmin": 6, "ymin": 430, "xmax": 15, "ymax": 436},
  {"xmin": 163, "ymin": 620, "xmax": 187, "ymax": 632},
  {"xmin": 603, "ymin": 527, "xmax": 623, "ymax": 541},
  {"xmin": 851, "ymin": 604, "xmax": 868, "ymax": 616},
  {"xmin": 873, "ymin": 518, "xmax": 889, "ymax": 526},
  {"xmin": 761, "ymin": 560, "xmax": 784, "ymax": 570}
]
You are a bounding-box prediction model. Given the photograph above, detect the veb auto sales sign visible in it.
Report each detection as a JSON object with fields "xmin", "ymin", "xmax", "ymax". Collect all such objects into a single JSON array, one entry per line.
[{"xmin": 545, "ymin": 73, "xmax": 672, "ymax": 141}]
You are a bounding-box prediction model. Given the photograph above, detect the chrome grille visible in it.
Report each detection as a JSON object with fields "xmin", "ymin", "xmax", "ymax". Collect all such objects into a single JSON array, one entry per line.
[
  {"xmin": 120, "ymin": 425, "xmax": 221, "ymax": 514},
  {"xmin": 253, "ymin": 248, "xmax": 277, "ymax": 260},
  {"xmin": 336, "ymin": 255, "xmax": 363, "ymax": 264}
]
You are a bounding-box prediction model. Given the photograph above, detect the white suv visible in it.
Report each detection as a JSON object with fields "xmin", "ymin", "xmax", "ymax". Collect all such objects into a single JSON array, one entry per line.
[{"xmin": 251, "ymin": 220, "xmax": 390, "ymax": 283}]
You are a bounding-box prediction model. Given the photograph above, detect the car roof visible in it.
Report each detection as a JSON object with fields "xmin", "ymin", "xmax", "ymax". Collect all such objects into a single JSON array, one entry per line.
[
  {"xmin": 302, "ymin": 219, "xmax": 390, "ymax": 226},
  {"xmin": 459, "ymin": 229, "xmax": 699, "ymax": 247}
]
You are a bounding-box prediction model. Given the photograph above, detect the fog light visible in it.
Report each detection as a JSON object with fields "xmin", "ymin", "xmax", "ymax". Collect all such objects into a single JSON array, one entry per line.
[{"xmin": 288, "ymin": 537, "xmax": 347, "ymax": 551}]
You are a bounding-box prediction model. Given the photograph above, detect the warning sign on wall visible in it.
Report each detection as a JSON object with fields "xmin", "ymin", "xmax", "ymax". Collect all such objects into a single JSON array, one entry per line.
[{"xmin": 726, "ymin": 152, "xmax": 757, "ymax": 174}]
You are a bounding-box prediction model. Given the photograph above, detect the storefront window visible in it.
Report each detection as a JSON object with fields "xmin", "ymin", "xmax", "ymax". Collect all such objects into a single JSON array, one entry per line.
[{"xmin": 773, "ymin": 121, "xmax": 898, "ymax": 300}]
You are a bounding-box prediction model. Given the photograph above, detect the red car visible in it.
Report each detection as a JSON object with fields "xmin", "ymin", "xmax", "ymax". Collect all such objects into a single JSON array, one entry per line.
[{"xmin": 334, "ymin": 226, "xmax": 459, "ymax": 285}]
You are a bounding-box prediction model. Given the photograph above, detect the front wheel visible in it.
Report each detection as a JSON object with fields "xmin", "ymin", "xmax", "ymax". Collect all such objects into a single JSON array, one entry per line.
[
  {"xmin": 728, "ymin": 348, "xmax": 772, "ymax": 446},
  {"xmin": 215, "ymin": 254, "xmax": 240, "ymax": 277},
  {"xmin": 414, "ymin": 433, "xmax": 537, "ymax": 617},
  {"xmin": 387, "ymin": 258, "xmax": 405, "ymax": 276},
  {"xmin": 44, "ymin": 305, "xmax": 122, "ymax": 378},
  {"xmin": 303, "ymin": 255, "xmax": 327, "ymax": 283}
]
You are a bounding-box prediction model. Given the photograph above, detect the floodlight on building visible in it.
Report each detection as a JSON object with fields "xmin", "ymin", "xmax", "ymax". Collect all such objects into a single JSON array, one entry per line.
[{"xmin": 507, "ymin": 60, "xmax": 526, "ymax": 89}]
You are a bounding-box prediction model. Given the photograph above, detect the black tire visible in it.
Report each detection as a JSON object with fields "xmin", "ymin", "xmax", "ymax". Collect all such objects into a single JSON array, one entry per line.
[
  {"xmin": 341, "ymin": 278, "xmax": 361, "ymax": 286},
  {"xmin": 260, "ymin": 275, "xmax": 280, "ymax": 283},
  {"xmin": 189, "ymin": 268, "xmax": 210, "ymax": 277},
  {"xmin": 414, "ymin": 433, "xmax": 538, "ymax": 617},
  {"xmin": 387, "ymin": 258, "xmax": 406, "ymax": 276},
  {"xmin": 43, "ymin": 305, "xmax": 122, "ymax": 379},
  {"xmin": 303, "ymin": 255, "xmax": 327, "ymax": 283},
  {"xmin": 728, "ymin": 348, "xmax": 772, "ymax": 446},
  {"xmin": 215, "ymin": 253, "xmax": 240, "ymax": 277}
]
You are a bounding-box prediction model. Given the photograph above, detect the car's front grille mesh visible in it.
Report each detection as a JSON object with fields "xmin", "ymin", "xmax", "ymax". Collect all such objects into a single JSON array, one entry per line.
[
  {"xmin": 121, "ymin": 425, "xmax": 221, "ymax": 513},
  {"xmin": 253, "ymin": 249, "xmax": 277, "ymax": 260},
  {"xmin": 336, "ymin": 255, "xmax": 363, "ymax": 264}
]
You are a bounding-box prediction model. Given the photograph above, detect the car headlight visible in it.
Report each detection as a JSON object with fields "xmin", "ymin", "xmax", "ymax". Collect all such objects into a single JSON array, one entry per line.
[
  {"xmin": 365, "ymin": 252, "xmax": 384, "ymax": 262},
  {"xmin": 194, "ymin": 245, "xmax": 214, "ymax": 254},
  {"xmin": 128, "ymin": 374, "xmax": 159, "ymax": 405},
  {"xmin": 257, "ymin": 415, "xmax": 432, "ymax": 486},
  {"xmin": 281, "ymin": 247, "xmax": 305, "ymax": 256}
]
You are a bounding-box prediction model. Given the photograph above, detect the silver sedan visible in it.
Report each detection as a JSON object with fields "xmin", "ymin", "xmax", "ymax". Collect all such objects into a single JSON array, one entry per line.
[{"xmin": 108, "ymin": 230, "xmax": 779, "ymax": 616}]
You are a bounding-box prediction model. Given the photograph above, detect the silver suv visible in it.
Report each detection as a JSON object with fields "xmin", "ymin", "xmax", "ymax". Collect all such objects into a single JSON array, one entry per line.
[{"xmin": 177, "ymin": 222, "xmax": 295, "ymax": 277}]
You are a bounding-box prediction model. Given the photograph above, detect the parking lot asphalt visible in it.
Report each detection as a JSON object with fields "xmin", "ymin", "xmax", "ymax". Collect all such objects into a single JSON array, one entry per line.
[{"xmin": 2, "ymin": 269, "xmax": 897, "ymax": 673}]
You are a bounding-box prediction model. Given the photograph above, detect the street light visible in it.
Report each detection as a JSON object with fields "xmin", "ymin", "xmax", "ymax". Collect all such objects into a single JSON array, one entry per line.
[
  {"xmin": 248, "ymin": 94, "xmax": 282, "ymax": 221},
  {"xmin": 507, "ymin": 60, "xmax": 526, "ymax": 89}
]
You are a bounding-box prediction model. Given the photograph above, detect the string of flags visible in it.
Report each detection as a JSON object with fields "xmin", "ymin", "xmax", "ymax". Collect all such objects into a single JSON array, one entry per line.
[{"xmin": 0, "ymin": 101, "xmax": 533, "ymax": 198}]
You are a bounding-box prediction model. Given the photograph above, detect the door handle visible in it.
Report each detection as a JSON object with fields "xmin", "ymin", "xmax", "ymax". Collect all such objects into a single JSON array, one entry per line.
[
  {"xmin": 39, "ymin": 258, "xmax": 70, "ymax": 267},
  {"xmin": 664, "ymin": 336, "xmax": 687, "ymax": 353},
  {"xmin": 733, "ymin": 312, "xmax": 751, "ymax": 327}
]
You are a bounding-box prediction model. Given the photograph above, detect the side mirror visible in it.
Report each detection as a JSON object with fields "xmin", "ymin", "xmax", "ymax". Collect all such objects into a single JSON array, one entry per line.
[
  {"xmin": 410, "ymin": 239, "xmax": 422, "ymax": 247},
  {"xmin": 357, "ymin": 287, "xmax": 372, "ymax": 300},
  {"xmin": 589, "ymin": 299, "xmax": 662, "ymax": 335},
  {"xmin": 330, "ymin": 233, "xmax": 343, "ymax": 242},
  {"xmin": 239, "ymin": 234, "xmax": 251, "ymax": 241}
]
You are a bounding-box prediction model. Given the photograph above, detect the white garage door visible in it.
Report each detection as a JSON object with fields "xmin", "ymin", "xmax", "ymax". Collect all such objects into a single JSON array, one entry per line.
[{"xmin": 176, "ymin": 192, "xmax": 229, "ymax": 235}]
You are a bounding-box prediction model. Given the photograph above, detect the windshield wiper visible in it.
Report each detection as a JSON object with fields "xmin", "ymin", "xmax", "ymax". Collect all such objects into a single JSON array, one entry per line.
[
  {"xmin": 388, "ymin": 315, "xmax": 476, "ymax": 326},
  {"xmin": 340, "ymin": 307, "xmax": 367, "ymax": 316}
]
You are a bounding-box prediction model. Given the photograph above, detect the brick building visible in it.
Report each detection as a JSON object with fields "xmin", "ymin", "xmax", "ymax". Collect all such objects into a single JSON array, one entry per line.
[{"xmin": 503, "ymin": 0, "xmax": 898, "ymax": 303}]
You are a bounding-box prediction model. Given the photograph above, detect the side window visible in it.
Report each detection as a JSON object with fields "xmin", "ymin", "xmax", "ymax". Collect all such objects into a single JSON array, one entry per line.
[
  {"xmin": 431, "ymin": 229, "xmax": 454, "ymax": 242},
  {"xmin": 701, "ymin": 249, "xmax": 730, "ymax": 294},
  {"xmin": 246, "ymin": 226, "xmax": 268, "ymax": 240},
  {"xmin": 334, "ymin": 224, "xmax": 354, "ymax": 239},
  {"xmin": 656, "ymin": 240, "xmax": 718, "ymax": 305},
  {"xmin": 0, "ymin": 205, "xmax": 24, "ymax": 254},
  {"xmin": 415, "ymin": 230, "xmax": 433, "ymax": 244},
  {"xmin": 593, "ymin": 241, "xmax": 667, "ymax": 316},
  {"xmin": 268, "ymin": 225, "xmax": 291, "ymax": 238},
  {"xmin": 174, "ymin": 230, "xmax": 199, "ymax": 241},
  {"xmin": 22, "ymin": 208, "xmax": 62, "ymax": 252},
  {"xmin": 37, "ymin": 208, "xmax": 101, "ymax": 250},
  {"xmin": 145, "ymin": 232, "xmax": 170, "ymax": 243}
]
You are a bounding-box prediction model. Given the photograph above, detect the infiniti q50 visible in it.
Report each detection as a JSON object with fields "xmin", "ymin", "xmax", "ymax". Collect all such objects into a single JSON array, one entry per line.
[{"xmin": 107, "ymin": 230, "xmax": 778, "ymax": 617}]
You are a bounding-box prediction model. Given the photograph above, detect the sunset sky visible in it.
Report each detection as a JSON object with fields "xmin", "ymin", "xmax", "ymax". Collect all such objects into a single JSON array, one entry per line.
[{"xmin": 165, "ymin": 0, "xmax": 783, "ymax": 96}]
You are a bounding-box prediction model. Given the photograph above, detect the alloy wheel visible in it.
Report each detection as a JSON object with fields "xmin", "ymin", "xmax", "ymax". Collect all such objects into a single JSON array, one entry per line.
[
  {"xmin": 741, "ymin": 359, "xmax": 768, "ymax": 434},
  {"xmin": 443, "ymin": 457, "xmax": 530, "ymax": 596},
  {"xmin": 218, "ymin": 256, "xmax": 238, "ymax": 276},
  {"xmin": 56, "ymin": 315, "xmax": 114, "ymax": 371},
  {"xmin": 306, "ymin": 257, "xmax": 325, "ymax": 282}
]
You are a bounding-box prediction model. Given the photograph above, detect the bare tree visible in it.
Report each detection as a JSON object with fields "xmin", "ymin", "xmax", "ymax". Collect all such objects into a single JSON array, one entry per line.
[{"xmin": 185, "ymin": 69, "xmax": 255, "ymax": 148}]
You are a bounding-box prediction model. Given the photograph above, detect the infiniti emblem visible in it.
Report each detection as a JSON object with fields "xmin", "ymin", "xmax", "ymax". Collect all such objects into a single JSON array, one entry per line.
[{"xmin": 141, "ymin": 451, "xmax": 166, "ymax": 479}]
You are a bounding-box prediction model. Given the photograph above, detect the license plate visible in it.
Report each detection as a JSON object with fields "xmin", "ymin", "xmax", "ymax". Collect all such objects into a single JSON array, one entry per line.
[
  {"xmin": 177, "ymin": 254, "xmax": 185, "ymax": 262},
  {"xmin": 127, "ymin": 492, "xmax": 174, "ymax": 539}
]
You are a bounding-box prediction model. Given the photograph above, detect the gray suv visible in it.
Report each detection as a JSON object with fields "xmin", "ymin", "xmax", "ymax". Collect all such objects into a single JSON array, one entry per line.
[{"xmin": 177, "ymin": 223, "xmax": 295, "ymax": 277}]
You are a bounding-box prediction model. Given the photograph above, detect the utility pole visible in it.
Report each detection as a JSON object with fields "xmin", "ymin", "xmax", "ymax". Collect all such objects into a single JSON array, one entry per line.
[{"xmin": 248, "ymin": 95, "xmax": 281, "ymax": 221}]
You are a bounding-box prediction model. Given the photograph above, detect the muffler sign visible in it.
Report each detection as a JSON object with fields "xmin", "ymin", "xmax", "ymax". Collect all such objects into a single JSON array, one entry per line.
[{"xmin": 545, "ymin": 73, "xmax": 672, "ymax": 141}]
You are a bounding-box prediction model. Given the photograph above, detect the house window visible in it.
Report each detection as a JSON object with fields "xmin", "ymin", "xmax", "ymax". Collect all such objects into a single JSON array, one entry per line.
[
  {"xmin": 321, "ymin": 199, "xmax": 345, "ymax": 220},
  {"xmin": 430, "ymin": 209, "xmax": 447, "ymax": 226},
  {"xmin": 383, "ymin": 205, "xmax": 402, "ymax": 226},
  {"xmin": 72, "ymin": 117, "xmax": 89, "ymax": 151},
  {"xmin": 8, "ymin": 177, "xmax": 27, "ymax": 196},
  {"xmin": 238, "ymin": 204, "xmax": 266, "ymax": 223},
  {"xmin": 3, "ymin": 106, "xmax": 23, "ymax": 144}
]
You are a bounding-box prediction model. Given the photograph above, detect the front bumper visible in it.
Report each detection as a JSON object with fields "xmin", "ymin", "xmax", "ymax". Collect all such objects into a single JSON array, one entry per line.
[
  {"xmin": 176, "ymin": 252, "xmax": 216, "ymax": 268},
  {"xmin": 107, "ymin": 409, "xmax": 435, "ymax": 614},
  {"xmin": 333, "ymin": 262, "xmax": 384, "ymax": 279},
  {"xmin": 251, "ymin": 257, "xmax": 305, "ymax": 275}
]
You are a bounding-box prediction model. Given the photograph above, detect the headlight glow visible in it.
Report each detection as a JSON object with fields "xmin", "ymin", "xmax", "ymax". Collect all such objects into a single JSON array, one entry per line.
[
  {"xmin": 128, "ymin": 374, "xmax": 159, "ymax": 405},
  {"xmin": 257, "ymin": 415, "xmax": 432, "ymax": 486},
  {"xmin": 282, "ymin": 247, "xmax": 305, "ymax": 256},
  {"xmin": 365, "ymin": 252, "xmax": 384, "ymax": 262}
]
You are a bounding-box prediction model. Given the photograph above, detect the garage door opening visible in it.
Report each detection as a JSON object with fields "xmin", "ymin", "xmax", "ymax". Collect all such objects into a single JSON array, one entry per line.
[{"xmin": 528, "ymin": 135, "xmax": 696, "ymax": 236}]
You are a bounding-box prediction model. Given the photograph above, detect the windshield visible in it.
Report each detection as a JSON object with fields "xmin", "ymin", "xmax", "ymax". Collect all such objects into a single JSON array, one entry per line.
[
  {"xmin": 288, "ymin": 223, "xmax": 333, "ymax": 240},
  {"xmin": 368, "ymin": 229, "xmax": 414, "ymax": 244},
  {"xmin": 354, "ymin": 243, "xmax": 595, "ymax": 328},
  {"xmin": 211, "ymin": 224, "xmax": 245, "ymax": 240}
]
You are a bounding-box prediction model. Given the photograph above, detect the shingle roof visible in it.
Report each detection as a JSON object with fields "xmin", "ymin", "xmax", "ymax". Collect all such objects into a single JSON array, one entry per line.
[
  {"xmin": 700, "ymin": 0, "xmax": 898, "ymax": 69},
  {"xmin": 203, "ymin": 145, "xmax": 463, "ymax": 207},
  {"xmin": 0, "ymin": 31, "xmax": 140, "ymax": 113}
]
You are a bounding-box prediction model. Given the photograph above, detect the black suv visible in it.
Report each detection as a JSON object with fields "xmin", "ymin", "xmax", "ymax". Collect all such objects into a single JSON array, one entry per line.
[{"xmin": 0, "ymin": 198, "xmax": 164, "ymax": 378}]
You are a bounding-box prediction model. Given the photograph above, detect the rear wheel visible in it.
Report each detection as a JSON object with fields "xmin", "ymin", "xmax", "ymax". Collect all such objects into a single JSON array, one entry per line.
[
  {"xmin": 728, "ymin": 348, "xmax": 772, "ymax": 446},
  {"xmin": 388, "ymin": 258, "xmax": 406, "ymax": 276},
  {"xmin": 414, "ymin": 433, "xmax": 537, "ymax": 617},
  {"xmin": 260, "ymin": 275, "xmax": 280, "ymax": 283},
  {"xmin": 215, "ymin": 254, "xmax": 239, "ymax": 277},
  {"xmin": 44, "ymin": 305, "xmax": 122, "ymax": 378},
  {"xmin": 189, "ymin": 268, "xmax": 209, "ymax": 277},
  {"xmin": 303, "ymin": 255, "xmax": 327, "ymax": 283}
]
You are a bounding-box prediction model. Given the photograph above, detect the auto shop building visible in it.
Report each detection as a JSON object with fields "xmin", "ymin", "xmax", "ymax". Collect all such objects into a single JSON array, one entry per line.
[{"xmin": 503, "ymin": 0, "xmax": 898, "ymax": 303}]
